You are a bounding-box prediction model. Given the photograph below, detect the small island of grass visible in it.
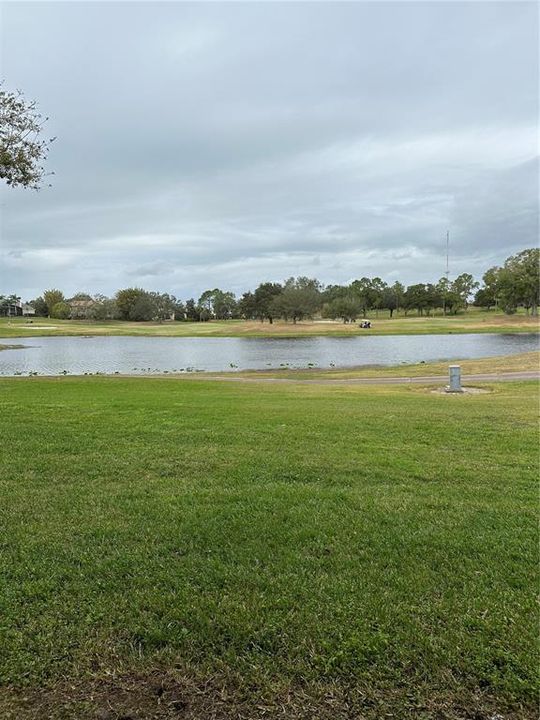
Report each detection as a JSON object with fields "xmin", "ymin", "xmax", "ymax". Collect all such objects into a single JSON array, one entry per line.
[{"xmin": 0, "ymin": 343, "xmax": 25, "ymax": 351}]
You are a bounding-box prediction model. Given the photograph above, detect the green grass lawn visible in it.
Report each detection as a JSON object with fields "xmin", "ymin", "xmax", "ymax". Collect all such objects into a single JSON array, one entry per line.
[
  {"xmin": 0, "ymin": 377, "xmax": 537, "ymax": 719},
  {"xmin": 1, "ymin": 307, "xmax": 538, "ymax": 338}
]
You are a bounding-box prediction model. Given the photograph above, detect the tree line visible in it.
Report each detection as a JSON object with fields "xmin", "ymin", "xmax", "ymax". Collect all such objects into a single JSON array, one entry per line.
[{"xmin": 1, "ymin": 248, "xmax": 538, "ymax": 322}]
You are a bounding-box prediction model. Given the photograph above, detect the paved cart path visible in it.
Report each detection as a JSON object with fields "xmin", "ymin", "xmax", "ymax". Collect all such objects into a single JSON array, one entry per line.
[{"xmin": 201, "ymin": 370, "xmax": 540, "ymax": 385}]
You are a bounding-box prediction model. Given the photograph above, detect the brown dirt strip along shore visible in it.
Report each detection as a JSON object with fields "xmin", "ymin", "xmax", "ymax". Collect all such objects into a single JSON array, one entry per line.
[{"xmin": 199, "ymin": 371, "xmax": 540, "ymax": 385}]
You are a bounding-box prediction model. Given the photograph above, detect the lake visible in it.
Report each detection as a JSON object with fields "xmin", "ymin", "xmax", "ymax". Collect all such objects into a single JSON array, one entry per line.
[{"xmin": 0, "ymin": 333, "xmax": 537, "ymax": 376}]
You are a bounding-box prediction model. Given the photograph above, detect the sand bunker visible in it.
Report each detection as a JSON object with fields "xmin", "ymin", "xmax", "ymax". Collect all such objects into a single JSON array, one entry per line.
[{"xmin": 21, "ymin": 326, "xmax": 58, "ymax": 330}]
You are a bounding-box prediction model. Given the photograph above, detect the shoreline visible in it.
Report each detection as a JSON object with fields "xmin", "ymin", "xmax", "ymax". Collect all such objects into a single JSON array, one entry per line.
[
  {"xmin": 4, "ymin": 370, "xmax": 536, "ymax": 384},
  {"xmin": 0, "ymin": 343, "xmax": 25, "ymax": 352},
  {"xmin": 1, "ymin": 351, "xmax": 538, "ymax": 381}
]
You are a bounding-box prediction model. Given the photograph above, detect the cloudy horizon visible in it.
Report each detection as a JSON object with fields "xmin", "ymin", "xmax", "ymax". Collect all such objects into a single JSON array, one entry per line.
[{"xmin": 1, "ymin": 1, "xmax": 538, "ymax": 302}]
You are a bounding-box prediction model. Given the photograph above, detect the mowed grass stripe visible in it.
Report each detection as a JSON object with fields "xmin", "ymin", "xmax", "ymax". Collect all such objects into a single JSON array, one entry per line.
[{"xmin": 0, "ymin": 377, "xmax": 537, "ymax": 717}]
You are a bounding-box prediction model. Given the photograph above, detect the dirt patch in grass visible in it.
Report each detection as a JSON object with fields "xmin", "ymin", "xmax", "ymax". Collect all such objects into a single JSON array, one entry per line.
[
  {"xmin": 0, "ymin": 669, "xmax": 535, "ymax": 720},
  {"xmin": 430, "ymin": 386, "xmax": 492, "ymax": 395}
]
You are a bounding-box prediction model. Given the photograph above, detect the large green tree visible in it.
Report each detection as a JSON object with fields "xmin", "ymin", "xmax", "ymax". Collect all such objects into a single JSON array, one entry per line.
[
  {"xmin": 50, "ymin": 301, "xmax": 71, "ymax": 319},
  {"xmin": 149, "ymin": 292, "xmax": 181, "ymax": 322},
  {"xmin": 198, "ymin": 289, "xmax": 237, "ymax": 320},
  {"xmin": 503, "ymin": 249, "xmax": 539, "ymax": 315},
  {"xmin": 0, "ymin": 86, "xmax": 55, "ymax": 189},
  {"xmin": 29, "ymin": 296, "xmax": 48, "ymax": 317},
  {"xmin": 474, "ymin": 267, "xmax": 499, "ymax": 310},
  {"xmin": 129, "ymin": 294, "xmax": 156, "ymax": 321},
  {"xmin": 115, "ymin": 288, "xmax": 153, "ymax": 321},
  {"xmin": 87, "ymin": 295, "xmax": 119, "ymax": 321},
  {"xmin": 253, "ymin": 282, "xmax": 283, "ymax": 323},
  {"xmin": 403, "ymin": 284, "xmax": 430, "ymax": 316},
  {"xmin": 477, "ymin": 249, "xmax": 539, "ymax": 315},
  {"xmin": 271, "ymin": 277, "xmax": 322, "ymax": 323},
  {"xmin": 184, "ymin": 299, "xmax": 200, "ymax": 322},
  {"xmin": 238, "ymin": 291, "xmax": 257, "ymax": 320},
  {"xmin": 382, "ymin": 282, "xmax": 405, "ymax": 318},
  {"xmin": 322, "ymin": 296, "xmax": 361, "ymax": 323},
  {"xmin": 350, "ymin": 277, "xmax": 386, "ymax": 317},
  {"xmin": 452, "ymin": 273, "xmax": 479, "ymax": 309},
  {"xmin": 43, "ymin": 289, "xmax": 64, "ymax": 317}
]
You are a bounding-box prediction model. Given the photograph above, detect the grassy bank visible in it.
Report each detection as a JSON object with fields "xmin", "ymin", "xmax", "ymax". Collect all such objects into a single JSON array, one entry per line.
[
  {"xmin": 0, "ymin": 376, "xmax": 537, "ymax": 719},
  {"xmin": 222, "ymin": 350, "xmax": 539, "ymax": 380},
  {"xmin": 0, "ymin": 308, "xmax": 538, "ymax": 338}
]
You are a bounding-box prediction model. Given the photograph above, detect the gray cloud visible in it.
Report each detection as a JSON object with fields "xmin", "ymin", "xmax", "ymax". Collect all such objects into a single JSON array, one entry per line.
[{"xmin": 0, "ymin": 1, "xmax": 537, "ymax": 301}]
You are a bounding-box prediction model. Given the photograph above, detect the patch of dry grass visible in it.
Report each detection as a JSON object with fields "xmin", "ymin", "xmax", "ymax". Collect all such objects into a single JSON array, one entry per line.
[
  {"xmin": 212, "ymin": 351, "xmax": 540, "ymax": 380},
  {"xmin": 1, "ymin": 667, "xmax": 533, "ymax": 720},
  {"xmin": 0, "ymin": 309, "xmax": 538, "ymax": 339}
]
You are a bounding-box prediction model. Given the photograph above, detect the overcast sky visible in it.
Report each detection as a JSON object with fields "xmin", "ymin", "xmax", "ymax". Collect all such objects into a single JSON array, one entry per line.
[{"xmin": 1, "ymin": 1, "xmax": 538, "ymax": 301}]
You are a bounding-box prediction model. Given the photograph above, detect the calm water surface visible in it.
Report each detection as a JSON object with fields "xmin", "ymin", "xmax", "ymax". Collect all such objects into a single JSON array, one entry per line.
[{"xmin": 0, "ymin": 333, "xmax": 537, "ymax": 376}]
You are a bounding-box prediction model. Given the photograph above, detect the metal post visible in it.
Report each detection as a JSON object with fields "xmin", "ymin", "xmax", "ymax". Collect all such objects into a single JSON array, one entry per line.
[{"xmin": 447, "ymin": 365, "xmax": 463, "ymax": 393}]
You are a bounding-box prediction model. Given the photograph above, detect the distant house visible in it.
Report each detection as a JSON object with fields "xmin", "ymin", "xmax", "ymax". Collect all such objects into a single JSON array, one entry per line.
[
  {"xmin": 69, "ymin": 299, "xmax": 95, "ymax": 319},
  {"xmin": 3, "ymin": 299, "xmax": 23, "ymax": 317},
  {"xmin": 22, "ymin": 303, "xmax": 35, "ymax": 316},
  {"xmin": 6, "ymin": 302, "xmax": 21, "ymax": 317}
]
